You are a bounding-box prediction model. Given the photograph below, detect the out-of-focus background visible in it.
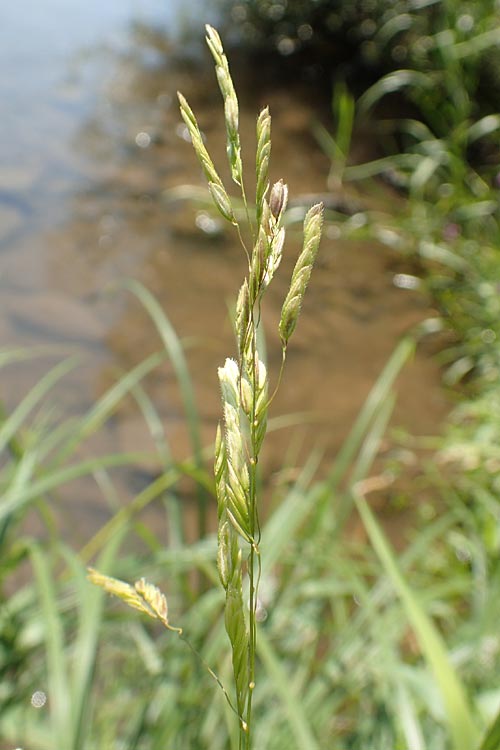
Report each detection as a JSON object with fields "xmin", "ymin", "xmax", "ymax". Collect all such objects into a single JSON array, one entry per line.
[{"xmin": 2, "ymin": 2, "xmax": 500, "ymax": 748}]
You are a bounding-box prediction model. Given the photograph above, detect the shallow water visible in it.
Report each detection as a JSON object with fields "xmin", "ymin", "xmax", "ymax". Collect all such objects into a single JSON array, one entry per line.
[{"xmin": 1, "ymin": 4, "xmax": 450, "ymax": 542}]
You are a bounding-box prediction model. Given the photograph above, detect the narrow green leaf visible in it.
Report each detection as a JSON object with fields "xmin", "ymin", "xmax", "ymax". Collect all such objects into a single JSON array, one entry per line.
[
  {"xmin": 258, "ymin": 629, "xmax": 321, "ymax": 750},
  {"xmin": 54, "ymin": 351, "xmax": 165, "ymax": 464},
  {"xmin": 0, "ymin": 452, "xmax": 150, "ymax": 525},
  {"xmin": 478, "ymin": 706, "xmax": 500, "ymax": 750},
  {"xmin": 327, "ymin": 337, "xmax": 414, "ymax": 489},
  {"xmin": 30, "ymin": 543, "xmax": 71, "ymax": 746},
  {"xmin": 121, "ymin": 280, "xmax": 202, "ymax": 468},
  {"xmin": 353, "ymin": 490, "xmax": 480, "ymax": 750},
  {"xmin": 0, "ymin": 357, "xmax": 78, "ymax": 453}
]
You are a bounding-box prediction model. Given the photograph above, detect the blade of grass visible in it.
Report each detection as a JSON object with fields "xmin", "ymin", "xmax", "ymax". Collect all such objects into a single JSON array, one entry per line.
[
  {"xmin": 260, "ymin": 449, "xmax": 323, "ymax": 572},
  {"xmin": 0, "ymin": 357, "xmax": 79, "ymax": 453},
  {"xmin": 257, "ymin": 629, "xmax": 321, "ymax": 750},
  {"xmin": 78, "ymin": 465, "xmax": 189, "ymax": 562},
  {"xmin": 396, "ymin": 683, "xmax": 426, "ymax": 750},
  {"xmin": 478, "ymin": 705, "xmax": 500, "ymax": 750},
  {"xmin": 120, "ymin": 280, "xmax": 202, "ymax": 461},
  {"xmin": 358, "ymin": 69, "xmax": 434, "ymax": 113},
  {"xmin": 326, "ymin": 337, "xmax": 414, "ymax": 489},
  {"xmin": 0, "ymin": 451, "xmax": 151, "ymax": 525},
  {"xmin": 29, "ymin": 542, "xmax": 71, "ymax": 747},
  {"xmin": 62, "ymin": 528, "xmax": 126, "ymax": 750},
  {"xmin": 353, "ymin": 487, "xmax": 480, "ymax": 750},
  {"xmin": 53, "ymin": 351, "xmax": 166, "ymax": 464},
  {"xmin": 120, "ymin": 279, "xmax": 208, "ymax": 537}
]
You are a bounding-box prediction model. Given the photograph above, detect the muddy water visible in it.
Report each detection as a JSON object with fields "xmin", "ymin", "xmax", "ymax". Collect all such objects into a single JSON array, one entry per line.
[{"xmin": 1, "ymin": 7, "xmax": 450, "ymax": 542}]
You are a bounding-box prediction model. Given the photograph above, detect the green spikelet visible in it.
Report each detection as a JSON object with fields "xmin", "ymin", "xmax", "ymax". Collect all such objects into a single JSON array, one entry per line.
[
  {"xmin": 218, "ymin": 359, "xmax": 253, "ymax": 542},
  {"xmin": 178, "ymin": 93, "xmax": 223, "ymax": 188},
  {"xmin": 279, "ymin": 202, "xmax": 324, "ymax": 347},
  {"xmin": 252, "ymin": 355, "xmax": 268, "ymax": 453},
  {"xmin": 225, "ymin": 560, "xmax": 249, "ymax": 719},
  {"xmin": 208, "ymin": 181, "xmax": 236, "ymax": 223},
  {"xmin": 178, "ymin": 93, "xmax": 236, "ymax": 224},
  {"xmin": 256, "ymin": 107, "xmax": 271, "ymax": 225},
  {"xmin": 235, "ymin": 278, "xmax": 251, "ymax": 360},
  {"xmin": 214, "ymin": 422, "xmax": 228, "ymax": 520},
  {"xmin": 205, "ymin": 24, "xmax": 243, "ymax": 187}
]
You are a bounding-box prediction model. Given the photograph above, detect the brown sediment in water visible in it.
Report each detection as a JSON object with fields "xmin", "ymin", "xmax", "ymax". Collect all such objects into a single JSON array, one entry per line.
[{"xmin": 1, "ymin": 27, "xmax": 450, "ymax": 544}]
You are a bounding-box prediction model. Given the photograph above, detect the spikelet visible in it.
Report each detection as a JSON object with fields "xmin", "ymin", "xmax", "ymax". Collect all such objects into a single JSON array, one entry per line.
[
  {"xmin": 259, "ymin": 182, "xmax": 288, "ymax": 292},
  {"xmin": 262, "ymin": 224, "xmax": 285, "ymax": 291},
  {"xmin": 235, "ymin": 278, "xmax": 251, "ymax": 360},
  {"xmin": 279, "ymin": 202, "xmax": 324, "ymax": 348},
  {"xmin": 225, "ymin": 558, "xmax": 249, "ymax": 718},
  {"xmin": 218, "ymin": 359, "xmax": 252, "ymax": 542},
  {"xmin": 205, "ymin": 25, "xmax": 243, "ymax": 187},
  {"xmin": 217, "ymin": 518, "xmax": 240, "ymax": 590},
  {"xmin": 177, "ymin": 92, "xmax": 236, "ymax": 224},
  {"xmin": 252, "ymin": 355, "xmax": 268, "ymax": 453},
  {"xmin": 256, "ymin": 107, "xmax": 271, "ymax": 224},
  {"xmin": 268, "ymin": 179, "xmax": 288, "ymax": 223},
  {"xmin": 208, "ymin": 181, "xmax": 236, "ymax": 223},
  {"xmin": 87, "ymin": 569, "xmax": 182, "ymax": 633},
  {"xmin": 214, "ymin": 422, "xmax": 228, "ymax": 520}
]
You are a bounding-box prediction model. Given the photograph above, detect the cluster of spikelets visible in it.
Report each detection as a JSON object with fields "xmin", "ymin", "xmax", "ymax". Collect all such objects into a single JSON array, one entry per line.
[
  {"xmin": 87, "ymin": 568, "xmax": 182, "ymax": 633},
  {"xmin": 190, "ymin": 26, "xmax": 323, "ymax": 737},
  {"xmin": 88, "ymin": 25, "xmax": 323, "ymax": 746}
]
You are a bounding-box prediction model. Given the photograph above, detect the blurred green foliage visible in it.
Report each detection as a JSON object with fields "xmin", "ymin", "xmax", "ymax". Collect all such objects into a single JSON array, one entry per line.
[{"xmin": 220, "ymin": 0, "xmax": 500, "ymax": 104}]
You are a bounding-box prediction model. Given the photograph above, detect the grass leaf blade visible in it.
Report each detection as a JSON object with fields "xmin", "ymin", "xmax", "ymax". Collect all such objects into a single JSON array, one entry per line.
[{"xmin": 353, "ymin": 489, "xmax": 479, "ymax": 750}]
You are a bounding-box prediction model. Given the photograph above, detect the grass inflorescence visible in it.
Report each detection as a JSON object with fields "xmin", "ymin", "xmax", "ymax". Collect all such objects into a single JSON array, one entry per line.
[{"xmin": 90, "ymin": 24, "xmax": 323, "ymax": 748}]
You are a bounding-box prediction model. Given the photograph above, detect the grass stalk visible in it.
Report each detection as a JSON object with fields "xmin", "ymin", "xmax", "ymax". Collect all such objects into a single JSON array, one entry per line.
[
  {"xmin": 90, "ymin": 25, "xmax": 323, "ymax": 748},
  {"xmin": 353, "ymin": 486, "xmax": 480, "ymax": 750}
]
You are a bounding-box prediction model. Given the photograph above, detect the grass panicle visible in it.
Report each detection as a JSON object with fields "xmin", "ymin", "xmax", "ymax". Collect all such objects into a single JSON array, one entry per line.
[{"xmin": 178, "ymin": 25, "xmax": 323, "ymax": 748}]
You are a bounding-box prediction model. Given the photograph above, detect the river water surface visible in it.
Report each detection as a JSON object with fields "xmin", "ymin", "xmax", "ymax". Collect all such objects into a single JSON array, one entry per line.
[{"xmin": 1, "ymin": 3, "xmax": 450, "ymax": 541}]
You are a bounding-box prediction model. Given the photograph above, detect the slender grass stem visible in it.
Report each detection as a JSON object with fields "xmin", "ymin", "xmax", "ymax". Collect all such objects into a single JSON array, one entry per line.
[{"xmin": 177, "ymin": 27, "xmax": 322, "ymax": 747}]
